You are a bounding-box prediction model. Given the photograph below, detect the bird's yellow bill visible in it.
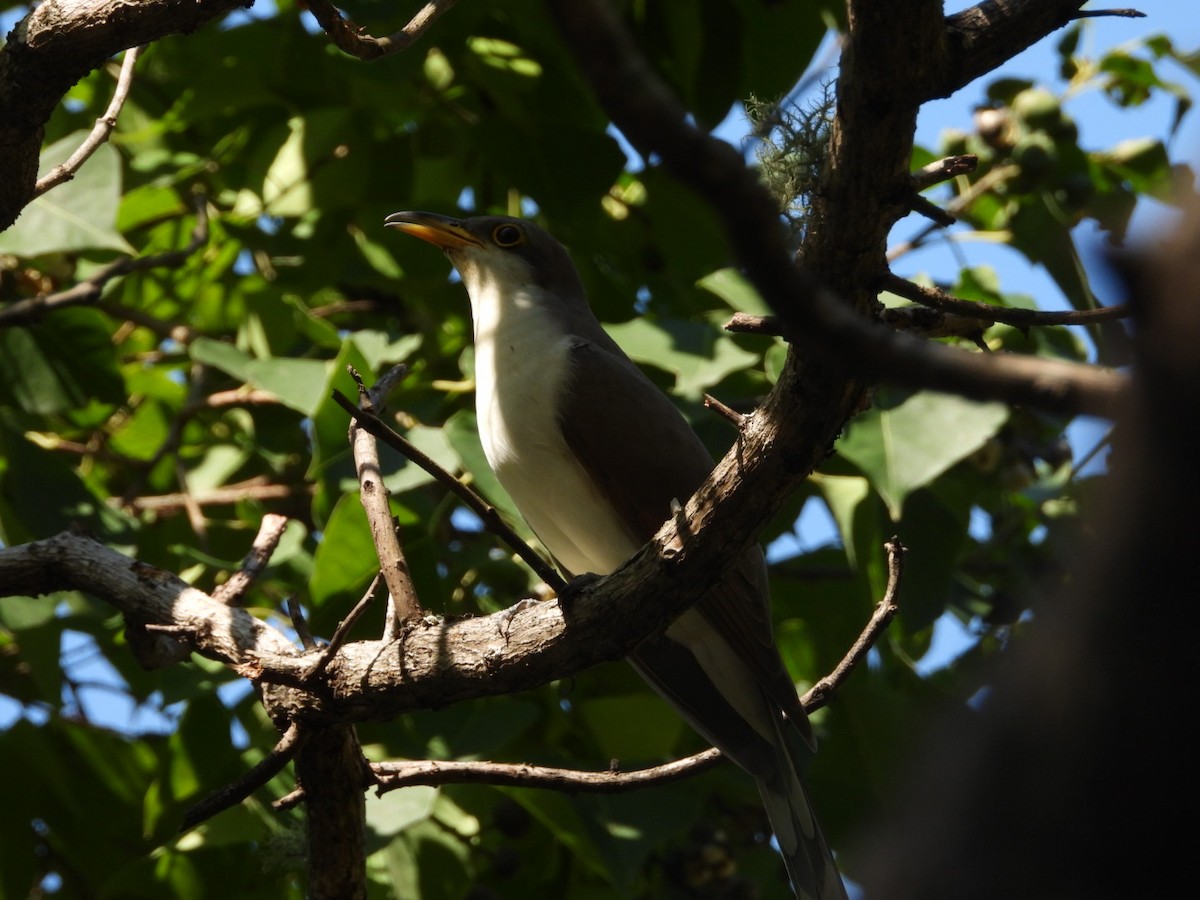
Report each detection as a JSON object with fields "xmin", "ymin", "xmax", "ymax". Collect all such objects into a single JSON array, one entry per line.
[{"xmin": 384, "ymin": 211, "xmax": 481, "ymax": 249}]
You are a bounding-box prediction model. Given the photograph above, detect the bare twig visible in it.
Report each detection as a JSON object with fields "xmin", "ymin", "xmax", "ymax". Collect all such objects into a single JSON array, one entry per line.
[
  {"xmin": 33, "ymin": 47, "xmax": 144, "ymax": 198},
  {"xmin": 368, "ymin": 751, "xmax": 725, "ymax": 796},
  {"xmin": 880, "ymin": 305, "xmax": 989, "ymax": 344},
  {"xmin": 212, "ymin": 514, "xmax": 290, "ymax": 606},
  {"xmin": 288, "ymin": 598, "xmax": 318, "ymax": 652},
  {"xmin": 331, "ymin": 389, "xmax": 568, "ymax": 593},
  {"xmin": 723, "ymin": 312, "xmax": 786, "ymax": 337},
  {"xmin": 346, "ymin": 366, "xmax": 423, "ymax": 633},
  {"xmin": 0, "ymin": 191, "xmax": 210, "ymax": 329},
  {"xmin": 702, "ymin": 393, "xmax": 748, "ymax": 429},
  {"xmin": 885, "ymin": 274, "xmax": 1132, "ymax": 328},
  {"xmin": 304, "ymin": 575, "xmax": 386, "ymax": 682},
  {"xmin": 121, "ymin": 478, "xmax": 312, "ymax": 513},
  {"xmin": 912, "ymin": 154, "xmax": 979, "ymax": 192},
  {"xmin": 1071, "ymin": 8, "xmax": 1145, "ymax": 20},
  {"xmin": 304, "ymin": 0, "xmax": 458, "ymax": 60},
  {"xmin": 909, "ymin": 194, "xmax": 957, "ymax": 228},
  {"xmin": 180, "ymin": 723, "xmax": 307, "ymax": 832},
  {"xmin": 805, "ymin": 538, "xmax": 905, "ymax": 710}
]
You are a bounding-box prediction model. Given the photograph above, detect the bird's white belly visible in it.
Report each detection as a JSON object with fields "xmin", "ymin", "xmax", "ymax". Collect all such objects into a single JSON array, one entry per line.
[{"xmin": 474, "ymin": 317, "xmax": 637, "ymax": 579}]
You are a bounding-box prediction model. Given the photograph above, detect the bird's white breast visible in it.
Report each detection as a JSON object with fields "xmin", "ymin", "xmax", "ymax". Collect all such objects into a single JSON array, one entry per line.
[{"xmin": 463, "ymin": 272, "xmax": 637, "ymax": 577}]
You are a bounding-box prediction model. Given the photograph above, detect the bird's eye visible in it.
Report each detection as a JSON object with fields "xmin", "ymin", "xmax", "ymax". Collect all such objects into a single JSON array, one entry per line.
[{"xmin": 492, "ymin": 224, "xmax": 524, "ymax": 247}]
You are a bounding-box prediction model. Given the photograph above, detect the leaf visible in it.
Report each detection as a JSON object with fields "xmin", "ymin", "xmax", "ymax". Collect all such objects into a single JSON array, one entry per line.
[
  {"xmin": 0, "ymin": 306, "xmax": 126, "ymax": 415},
  {"xmin": 0, "ymin": 133, "xmax": 133, "ymax": 256},
  {"xmin": 0, "ymin": 422, "xmax": 134, "ymax": 543},
  {"xmin": 189, "ymin": 338, "xmax": 330, "ymax": 416},
  {"xmin": 837, "ymin": 391, "xmax": 1009, "ymax": 520},
  {"xmin": 309, "ymin": 493, "xmax": 377, "ymax": 618},
  {"xmin": 604, "ymin": 317, "xmax": 758, "ymax": 398},
  {"xmin": 696, "ymin": 266, "xmax": 772, "ymax": 315},
  {"xmin": 812, "ymin": 474, "xmax": 872, "ymax": 569},
  {"xmin": 366, "ymin": 785, "xmax": 438, "ymax": 838},
  {"xmin": 577, "ymin": 694, "xmax": 685, "ymax": 761}
]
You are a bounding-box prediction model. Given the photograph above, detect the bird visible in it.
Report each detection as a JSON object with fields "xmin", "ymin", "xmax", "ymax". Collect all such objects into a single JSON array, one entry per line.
[{"xmin": 385, "ymin": 210, "xmax": 847, "ymax": 900}]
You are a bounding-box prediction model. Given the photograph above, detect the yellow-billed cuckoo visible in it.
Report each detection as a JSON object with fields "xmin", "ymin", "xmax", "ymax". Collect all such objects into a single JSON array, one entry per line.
[{"xmin": 385, "ymin": 211, "xmax": 846, "ymax": 900}]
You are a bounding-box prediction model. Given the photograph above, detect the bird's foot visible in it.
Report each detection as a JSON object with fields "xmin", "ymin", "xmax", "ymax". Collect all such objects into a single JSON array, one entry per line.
[
  {"xmin": 495, "ymin": 597, "xmax": 541, "ymax": 642},
  {"xmin": 557, "ymin": 572, "xmax": 604, "ymax": 612}
]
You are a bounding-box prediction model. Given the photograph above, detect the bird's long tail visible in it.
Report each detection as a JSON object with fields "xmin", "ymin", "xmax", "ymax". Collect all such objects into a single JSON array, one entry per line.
[{"xmin": 757, "ymin": 720, "xmax": 848, "ymax": 900}]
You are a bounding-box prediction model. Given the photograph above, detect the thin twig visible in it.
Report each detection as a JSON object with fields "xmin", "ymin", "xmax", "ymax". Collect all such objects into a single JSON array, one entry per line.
[
  {"xmin": 287, "ymin": 598, "xmax": 318, "ymax": 651},
  {"xmin": 304, "ymin": 0, "xmax": 458, "ymax": 60},
  {"xmin": 180, "ymin": 723, "xmax": 307, "ymax": 832},
  {"xmin": 805, "ymin": 537, "xmax": 905, "ymax": 710},
  {"xmin": 880, "ymin": 305, "xmax": 990, "ymax": 344},
  {"xmin": 1071, "ymin": 8, "xmax": 1145, "ymax": 20},
  {"xmin": 0, "ymin": 191, "xmax": 210, "ymax": 329},
  {"xmin": 909, "ymin": 194, "xmax": 957, "ymax": 228},
  {"xmin": 702, "ymin": 393, "xmax": 748, "ymax": 429},
  {"xmin": 331, "ymin": 390, "xmax": 568, "ymax": 593},
  {"xmin": 888, "ymin": 163, "xmax": 1019, "ymax": 262},
  {"xmin": 119, "ymin": 478, "xmax": 312, "ymax": 513},
  {"xmin": 212, "ymin": 514, "xmax": 290, "ymax": 606},
  {"xmin": 723, "ymin": 312, "xmax": 786, "ymax": 337},
  {"xmin": 346, "ymin": 366, "xmax": 423, "ymax": 632},
  {"xmin": 912, "ymin": 154, "xmax": 979, "ymax": 192},
  {"xmin": 303, "ymin": 574, "xmax": 385, "ymax": 682},
  {"xmin": 33, "ymin": 47, "xmax": 144, "ymax": 198},
  {"xmin": 885, "ymin": 274, "xmax": 1132, "ymax": 328}
]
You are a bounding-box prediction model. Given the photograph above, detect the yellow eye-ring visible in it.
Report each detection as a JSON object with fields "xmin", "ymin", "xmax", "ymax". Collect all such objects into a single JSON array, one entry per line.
[{"xmin": 493, "ymin": 224, "xmax": 524, "ymax": 247}]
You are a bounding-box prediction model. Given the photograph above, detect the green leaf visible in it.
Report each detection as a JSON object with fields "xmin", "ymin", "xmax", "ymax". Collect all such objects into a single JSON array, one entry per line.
[
  {"xmin": 837, "ymin": 391, "xmax": 1009, "ymax": 520},
  {"xmin": 696, "ymin": 267, "xmax": 772, "ymax": 315},
  {"xmin": 0, "ymin": 132, "xmax": 133, "ymax": 255},
  {"xmin": 309, "ymin": 492, "xmax": 377, "ymax": 619},
  {"xmin": 366, "ymin": 786, "xmax": 438, "ymax": 838},
  {"xmin": 577, "ymin": 694, "xmax": 685, "ymax": 761},
  {"xmin": 0, "ymin": 306, "xmax": 126, "ymax": 415},
  {"xmin": 0, "ymin": 422, "xmax": 134, "ymax": 543},
  {"xmin": 604, "ymin": 318, "xmax": 758, "ymax": 398},
  {"xmin": 190, "ymin": 338, "xmax": 330, "ymax": 416},
  {"xmin": 812, "ymin": 475, "xmax": 872, "ymax": 569}
]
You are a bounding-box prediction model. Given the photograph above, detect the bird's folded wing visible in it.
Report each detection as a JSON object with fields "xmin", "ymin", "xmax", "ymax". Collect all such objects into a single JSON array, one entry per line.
[{"xmin": 558, "ymin": 340, "xmax": 811, "ymax": 743}]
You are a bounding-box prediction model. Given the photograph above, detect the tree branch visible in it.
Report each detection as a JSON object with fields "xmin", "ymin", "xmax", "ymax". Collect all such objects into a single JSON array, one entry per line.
[
  {"xmin": 181, "ymin": 722, "xmax": 307, "ymax": 832},
  {"xmin": 885, "ymin": 273, "xmax": 1132, "ymax": 328},
  {"xmin": 0, "ymin": 191, "xmax": 210, "ymax": 329},
  {"xmin": 277, "ymin": 537, "xmax": 906, "ymax": 804},
  {"xmin": 0, "ymin": 0, "xmax": 250, "ymax": 230},
  {"xmin": 332, "ymin": 389, "xmax": 568, "ymax": 594},
  {"xmin": 32, "ymin": 45, "xmax": 143, "ymax": 198},
  {"xmin": 346, "ymin": 366, "xmax": 423, "ymax": 632},
  {"xmin": 304, "ymin": 0, "xmax": 459, "ymax": 61},
  {"xmin": 212, "ymin": 514, "xmax": 291, "ymax": 607}
]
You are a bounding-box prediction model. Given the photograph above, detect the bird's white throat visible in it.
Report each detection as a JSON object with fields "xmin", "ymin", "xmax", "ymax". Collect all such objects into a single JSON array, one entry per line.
[{"xmin": 460, "ymin": 270, "xmax": 637, "ymax": 577}]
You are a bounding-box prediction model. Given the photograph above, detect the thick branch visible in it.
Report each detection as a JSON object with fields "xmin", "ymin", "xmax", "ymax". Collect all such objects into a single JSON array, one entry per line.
[
  {"xmin": 932, "ymin": 1, "xmax": 1137, "ymax": 100},
  {"xmin": 0, "ymin": 532, "xmax": 297, "ymax": 673},
  {"xmin": 549, "ymin": 1, "xmax": 1125, "ymax": 430},
  {"xmin": 295, "ymin": 727, "xmax": 369, "ymax": 900}
]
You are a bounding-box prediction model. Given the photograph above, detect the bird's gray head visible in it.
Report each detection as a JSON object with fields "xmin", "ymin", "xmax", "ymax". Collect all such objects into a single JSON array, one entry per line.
[{"xmin": 384, "ymin": 211, "xmax": 587, "ymax": 312}]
